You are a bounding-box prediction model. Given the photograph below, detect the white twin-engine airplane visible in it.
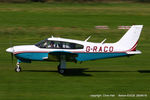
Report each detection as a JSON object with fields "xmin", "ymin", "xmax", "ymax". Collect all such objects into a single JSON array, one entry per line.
[{"xmin": 6, "ymin": 25, "xmax": 143, "ymax": 74}]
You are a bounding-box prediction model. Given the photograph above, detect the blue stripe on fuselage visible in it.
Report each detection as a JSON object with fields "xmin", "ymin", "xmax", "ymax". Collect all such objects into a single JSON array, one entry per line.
[
  {"xmin": 15, "ymin": 52, "xmax": 127, "ymax": 62},
  {"xmin": 15, "ymin": 52, "xmax": 48, "ymax": 61},
  {"xmin": 76, "ymin": 52, "xmax": 127, "ymax": 61}
]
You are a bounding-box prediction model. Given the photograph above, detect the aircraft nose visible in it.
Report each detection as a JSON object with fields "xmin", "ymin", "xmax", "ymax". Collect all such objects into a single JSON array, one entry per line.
[{"xmin": 6, "ymin": 47, "xmax": 14, "ymax": 53}]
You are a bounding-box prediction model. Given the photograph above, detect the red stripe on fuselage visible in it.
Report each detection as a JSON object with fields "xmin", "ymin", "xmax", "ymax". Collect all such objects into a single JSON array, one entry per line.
[
  {"xmin": 14, "ymin": 51, "xmax": 49, "ymax": 54},
  {"xmin": 14, "ymin": 51, "xmax": 127, "ymax": 54}
]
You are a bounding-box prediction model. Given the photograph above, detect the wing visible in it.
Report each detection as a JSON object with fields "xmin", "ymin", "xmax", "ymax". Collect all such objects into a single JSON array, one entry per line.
[{"xmin": 43, "ymin": 51, "xmax": 78, "ymax": 62}]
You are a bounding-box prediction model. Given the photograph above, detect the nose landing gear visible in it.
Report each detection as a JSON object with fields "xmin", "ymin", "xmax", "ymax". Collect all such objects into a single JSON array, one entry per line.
[{"xmin": 15, "ymin": 61, "xmax": 22, "ymax": 72}]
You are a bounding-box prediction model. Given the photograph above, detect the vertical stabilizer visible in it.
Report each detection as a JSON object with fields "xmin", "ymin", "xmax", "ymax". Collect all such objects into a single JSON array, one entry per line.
[{"xmin": 115, "ymin": 25, "xmax": 143, "ymax": 51}]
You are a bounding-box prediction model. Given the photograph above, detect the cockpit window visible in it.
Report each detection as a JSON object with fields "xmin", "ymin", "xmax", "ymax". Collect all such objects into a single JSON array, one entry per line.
[{"xmin": 35, "ymin": 39, "xmax": 84, "ymax": 49}]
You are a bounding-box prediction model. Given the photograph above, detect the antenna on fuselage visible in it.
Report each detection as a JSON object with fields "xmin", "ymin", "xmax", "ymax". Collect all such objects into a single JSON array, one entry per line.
[
  {"xmin": 85, "ymin": 36, "xmax": 91, "ymax": 42},
  {"xmin": 101, "ymin": 38, "xmax": 106, "ymax": 44},
  {"xmin": 51, "ymin": 35, "xmax": 54, "ymax": 38}
]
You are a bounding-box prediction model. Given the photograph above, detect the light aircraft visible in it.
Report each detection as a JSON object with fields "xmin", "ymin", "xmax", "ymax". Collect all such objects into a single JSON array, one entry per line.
[{"xmin": 6, "ymin": 25, "xmax": 143, "ymax": 74}]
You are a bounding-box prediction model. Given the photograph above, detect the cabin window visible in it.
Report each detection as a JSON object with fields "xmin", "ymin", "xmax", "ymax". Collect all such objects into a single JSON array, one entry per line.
[{"xmin": 35, "ymin": 40, "xmax": 83, "ymax": 49}]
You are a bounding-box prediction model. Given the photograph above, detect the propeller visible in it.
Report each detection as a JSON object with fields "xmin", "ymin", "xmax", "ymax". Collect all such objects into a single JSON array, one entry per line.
[
  {"xmin": 11, "ymin": 53, "xmax": 13, "ymax": 63},
  {"xmin": 8, "ymin": 32, "xmax": 15, "ymax": 67},
  {"xmin": 11, "ymin": 47, "xmax": 14, "ymax": 67},
  {"xmin": 9, "ymin": 40, "xmax": 15, "ymax": 67}
]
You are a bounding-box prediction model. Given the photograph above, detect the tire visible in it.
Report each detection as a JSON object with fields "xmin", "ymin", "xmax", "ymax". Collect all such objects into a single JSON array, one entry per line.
[
  {"xmin": 58, "ymin": 69, "xmax": 65, "ymax": 74},
  {"xmin": 57, "ymin": 64, "xmax": 65, "ymax": 74},
  {"xmin": 15, "ymin": 67, "xmax": 21, "ymax": 72}
]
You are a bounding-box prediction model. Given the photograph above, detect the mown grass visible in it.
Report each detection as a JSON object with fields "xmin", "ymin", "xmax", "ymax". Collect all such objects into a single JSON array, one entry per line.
[{"xmin": 0, "ymin": 2, "xmax": 150, "ymax": 100}]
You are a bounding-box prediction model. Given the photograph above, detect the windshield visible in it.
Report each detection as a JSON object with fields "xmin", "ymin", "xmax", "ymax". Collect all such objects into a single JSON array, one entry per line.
[{"xmin": 35, "ymin": 39, "xmax": 83, "ymax": 49}]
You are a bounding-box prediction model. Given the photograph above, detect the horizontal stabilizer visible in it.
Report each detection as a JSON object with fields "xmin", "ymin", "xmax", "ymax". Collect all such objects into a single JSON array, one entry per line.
[{"xmin": 126, "ymin": 50, "xmax": 142, "ymax": 55}]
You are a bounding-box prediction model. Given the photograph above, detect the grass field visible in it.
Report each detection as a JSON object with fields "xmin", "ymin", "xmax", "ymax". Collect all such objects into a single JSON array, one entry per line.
[{"xmin": 0, "ymin": 2, "xmax": 150, "ymax": 100}]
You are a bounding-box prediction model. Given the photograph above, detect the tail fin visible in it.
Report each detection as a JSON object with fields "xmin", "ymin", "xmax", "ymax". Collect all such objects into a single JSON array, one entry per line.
[{"xmin": 115, "ymin": 25, "xmax": 143, "ymax": 51}]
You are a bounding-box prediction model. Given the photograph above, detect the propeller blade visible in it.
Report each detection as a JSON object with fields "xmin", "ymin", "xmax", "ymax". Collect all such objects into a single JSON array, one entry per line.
[
  {"xmin": 9, "ymin": 33, "xmax": 14, "ymax": 67},
  {"xmin": 11, "ymin": 47, "xmax": 14, "ymax": 67},
  {"xmin": 11, "ymin": 53, "xmax": 13, "ymax": 67}
]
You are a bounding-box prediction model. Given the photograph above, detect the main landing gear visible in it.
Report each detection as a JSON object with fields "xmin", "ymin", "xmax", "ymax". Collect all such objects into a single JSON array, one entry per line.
[
  {"xmin": 14, "ymin": 57, "xmax": 67, "ymax": 74},
  {"xmin": 15, "ymin": 61, "xmax": 22, "ymax": 72},
  {"xmin": 57, "ymin": 55, "xmax": 66, "ymax": 74}
]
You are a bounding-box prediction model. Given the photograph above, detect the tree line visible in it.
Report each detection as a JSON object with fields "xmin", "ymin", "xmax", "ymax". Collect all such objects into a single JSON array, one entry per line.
[{"xmin": 0, "ymin": 0, "xmax": 149, "ymax": 3}]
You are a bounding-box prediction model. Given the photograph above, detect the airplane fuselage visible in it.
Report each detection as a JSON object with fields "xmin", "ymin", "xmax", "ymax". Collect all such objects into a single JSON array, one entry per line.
[{"xmin": 10, "ymin": 41, "xmax": 128, "ymax": 62}]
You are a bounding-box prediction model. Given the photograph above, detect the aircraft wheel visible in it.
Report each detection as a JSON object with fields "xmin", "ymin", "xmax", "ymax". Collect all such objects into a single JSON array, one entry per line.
[
  {"xmin": 58, "ymin": 69, "xmax": 65, "ymax": 74},
  {"xmin": 15, "ymin": 67, "xmax": 21, "ymax": 72},
  {"xmin": 57, "ymin": 64, "xmax": 65, "ymax": 74}
]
